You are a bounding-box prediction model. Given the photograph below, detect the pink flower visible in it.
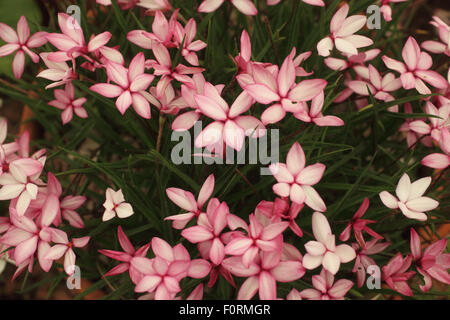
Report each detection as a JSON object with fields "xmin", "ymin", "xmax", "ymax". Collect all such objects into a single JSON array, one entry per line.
[
  {"xmin": 339, "ymin": 197, "xmax": 383, "ymax": 249},
  {"xmin": 293, "ymin": 91, "xmax": 345, "ymax": 126},
  {"xmin": 324, "ymin": 49, "xmax": 381, "ymax": 73},
  {"xmin": 96, "ymin": 0, "xmax": 171, "ymax": 11},
  {"xmin": 399, "ymin": 103, "xmax": 433, "ymax": 148},
  {"xmin": 317, "ymin": 4, "xmax": 373, "ymax": 57},
  {"xmin": 269, "ymin": 142, "xmax": 327, "ymax": 211},
  {"xmin": 256, "ymin": 198, "xmax": 304, "ymax": 237},
  {"xmin": 59, "ymin": 195, "xmax": 86, "ymax": 229},
  {"xmin": 303, "ymin": 212, "xmax": 356, "ymax": 275},
  {"xmin": 165, "ymin": 174, "xmax": 214, "ymax": 229},
  {"xmin": 37, "ymin": 53, "xmax": 77, "ymax": 89},
  {"xmin": 421, "ymin": 16, "xmax": 450, "ymax": 56},
  {"xmin": 0, "ymin": 16, "xmax": 47, "ymax": 79},
  {"xmin": 409, "ymin": 102, "xmax": 449, "ymax": 142},
  {"xmin": 242, "ymin": 55, "xmax": 327, "ymax": 125},
  {"xmin": 48, "ymin": 82, "xmax": 88, "ymax": 125},
  {"xmin": 223, "ymin": 251, "xmax": 305, "ymax": 300},
  {"xmin": 268, "ymin": 0, "xmax": 325, "ymax": 6},
  {"xmin": 146, "ymin": 84, "xmax": 187, "ymax": 115},
  {"xmin": 90, "ymin": 52, "xmax": 154, "ymax": 119},
  {"xmin": 379, "ymin": 173, "xmax": 439, "ymax": 221},
  {"xmin": 198, "ymin": 0, "xmax": 257, "ymax": 16},
  {"xmin": 347, "ymin": 64, "xmax": 402, "ymax": 112},
  {"xmin": 410, "ymin": 228, "xmax": 450, "ymax": 292},
  {"xmin": 99, "ymin": 226, "xmax": 151, "ymax": 284},
  {"xmin": 46, "ymin": 13, "xmax": 112, "ymax": 62},
  {"xmin": 181, "ymin": 199, "xmax": 229, "ymax": 265},
  {"xmin": 224, "ymin": 213, "xmax": 289, "ymax": 267},
  {"xmin": 382, "ymin": 37, "xmax": 448, "ymax": 94},
  {"xmin": 422, "ymin": 127, "xmax": 450, "ymax": 169},
  {"xmin": 102, "ymin": 188, "xmax": 134, "ymax": 221},
  {"xmin": 44, "ymin": 229, "xmax": 89, "ymax": 275},
  {"xmin": 194, "ymin": 84, "xmax": 265, "ymax": 151},
  {"xmin": 300, "ymin": 269, "xmax": 354, "ymax": 300},
  {"xmin": 380, "ymin": 0, "xmax": 407, "ymax": 22},
  {"xmin": 174, "ymin": 18, "xmax": 207, "ymax": 66},
  {"xmin": 0, "ymin": 158, "xmax": 44, "ymax": 216},
  {"xmin": 352, "ymin": 238, "xmax": 390, "ymax": 288},
  {"xmin": 382, "ymin": 253, "xmax": 415, "ymax": 296}
]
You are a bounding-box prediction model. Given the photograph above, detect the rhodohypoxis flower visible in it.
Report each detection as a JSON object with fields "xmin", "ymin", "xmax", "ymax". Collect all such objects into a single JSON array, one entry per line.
[
  {"xmin": 174, "ymin": 18, "xmax": 207, "ymax": 66},
  {"xmin": 303, "ymin": 212, "xmax": 356, "ymax": 275},
  {"xmin": 317, "ymin": 4, "xmax": 373, "ymax": 57},
  {"xmin": 223, "ymin": 251, "xmax": 305, "ymax": 300},
  {"xmin": 421, "ymin": 16, "xmax": 450, "ymax": 56},
  {"xmin": 99, "ymin": 226, "xmax": 151, "ymax": 284},
  {"xmin": 339, "ymin": 198, "xmax": 383, "ymax": 249},
  {"xmin": 146, "ymin": 84, "xmax": 187, "ymax": 115},
  {"xmin": 102, "ymin": 188, "xmax": 134, "ymax": 221},
  {"xmin": 0, "ymin": 158, "xmax": 44, "ymax": 216},
  {"xmin": 46, "ymin": 13, "xmax": 112, "ymax": 62},
  {"xmin": 242, "ymin": 55, "xmax": 327, "ymax": 125},
  {"xmin": 97, "ymin": 0, "xmax": 171, "ymax": 11},
  {"xmin": 379, "ymin": 173, "xmax": 439, "ymax": 221},
  {"xmin": 269, "ymin": 142, "xmax": 327, "ymax": 211},
  {"xmin": 399, "ymin": 102, "xmax": 433, "ymax": 148},
  {"xmin": 194, "ymin": 84, "xmax": 265, "ymax": 151},
  {"xmin": 347, "ymin": 64, "xmax": 402, "ymax": 112},
  {"xmin": 0, "ymin": 16, "xmax": 47, "ymax": 79},
  {"xmin": 90, "ymin": 52, "xmax": 154, "ymax": 119},
  {"xmin": 410, "ymin": 228, "xmax": 450, "ymax": 292},
  {"xmin": 300, "ymin": 269, "xmax": 354, "ymax": 300},
  {"xmin": 380, "ymin": 0, "xmax": 408, "ymax": 22},
  {"xmin": 198, "ymin": 0, "xmax": 257, "ymax": 16},
  {"xmin": 181, "ymin": 199, "xmax": 229, "ymax": 265},
  {"xmin": 44, "ymin": 229, "xmax": 89, "ymax": 275},
  {"xmin": 422, "ymin": 127, "xmax": 450, "ymax": 169},
  {"xmin": 293, "ymin": 91, "xmax": 345, "ymax": 126},
  {"xmin": 48, "ymin": 82, "xmax": 88, "ymax": 125},
  {"xmin": 37, "ymin": 53, "xmax": 76, "ymax": 89},
  {"xmin": 382, "ymin": 253, "xmax": 415, "ymax": 296},
  {"xmin": 408, "ymin": 102, "xmax": 449, "ymax": 142},
  {"xmin": 268, "ymin": 0, "xmax": 324, "ymax": 6},
  {"xmin": 165, "ymin": 174, "xmax": 214, "ymax": 229},
  {"xmin": 382, "ymin": 36, "xmax": 448, "ymax": 94},
  {"xmin": 224, "ymin": 213, "xmax": 289, "ymax": 267},
  {"xmin": 352, "ymin": 238, "xmax": 390, "ymax": 288}
]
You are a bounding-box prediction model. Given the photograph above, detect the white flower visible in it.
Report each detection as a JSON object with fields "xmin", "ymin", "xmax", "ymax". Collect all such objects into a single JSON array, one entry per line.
[{"xmin": 102, "ymin": 188, "xmax": 134, "ymax": 221}]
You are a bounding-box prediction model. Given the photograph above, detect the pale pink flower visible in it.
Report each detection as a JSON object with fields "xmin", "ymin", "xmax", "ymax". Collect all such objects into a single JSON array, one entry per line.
[
  {"xmin": 59, "ymin": 195, "xmax": 86, "ymax": 229},
  {"xmin": 303, "ymin": 212, "xmax": 356, "ymax": 275},
  {"xmin": 46, "ymin": 13, "xmax": 112, "ymax": 62},
  {"xmin": 44, "ymin": 229, "xmax": 89, "ymax": 275},
  {"xmin": 380, "ymin": 0, "xmax": 408, "ymax": 22},
  {"xmin": 317, "ymin": 4, "xmax": 373, "ymax": 57},
  {"xmin": 421, "ymin": 16, "xmax": 450, "ymax": 56},
  {"xmin": 223, "ymin": 251, "xmax": 305, "ymax": 300},
  {"xmin": 0, "ymin": 16, "xmax": 47, "ymax": 79},
  {"xmin": 269, "ymin": 142, "xmax": 327, "ymax": 211},
  {"xmin": 127, "ymin": 10, "xmax": 178, "ymax": 50},
  {"xmin": 174, "ymin": 18, "xmax": 207, "ymax": 66},
  {"xmin": 379, "ymin": 173, "xmax": 439, "ymax": 221},
  {"xmin": 399, "ymin": 102, "xmax": 433, "ymax": 148},
  {"xmin": 102, "ymin": 188, "xmax": 134, "ymax": 221},
  {"xmin": 194, "ymin": 84, "xmax": 265, "ymax": 151},
  {"xmin": 347, "ymin": 64, "xmax": 402, "ymax": 112},
  {"xmin": 422, "ymin": 127, "xmax": 450, "ymax": 169},
  {"xmin": 165, "ymin": 174, "xmax": 214, "ymax": 229},
  {"xmin": 352, "ymin": 238, "xmax": 390, "ymax": 288},
  {"xmin": 225, "ymin": 213, "xmax": 289, "ymax": 267},
  {"xmin": 382, "ymin": 253, "xmax": 415, "ymax": 296},
  {"xmin": 181, "ymin": 199, "xmax": 230, "ymax": 265},
  {"xmin": 0, "ymin": 158, "xmax": 44, "ymax": 216},
  {"xmin": 410, "ymin": 228, "xmax": 450, "ymax": 292},
  {"xmin": 293, "ymin": 91, "xmax": 345, "ymax": 126},
  {"xmin": 37, "ymin": 52, "xmax": 76, "ymax": 89},
  {"xmin": 99, "ymin": 226, "xmax": 151, "ymax": 284},
  {"xmin": 324, "ymin": 49, "xmax": 380, "ymax": 74},
  {"xmin": 339, "ymin": 197, "xmax": 383, "ymax": 249},
  {"xmin": 382, "ymin": 37, "xmax": 448, "ymax": 94},
  {"xmin": 242, "ymin": 55, "xmax": 327, "ymax": 125},
  {"xmin": 408, "ymin": 102, "xmax": 449, "ymax": 142},
  {"xmin": 48, "ymin": 82, "xmax": 87, "ymax": 125},
  {"xmin": 96, "ymin": 0, "xmax": 171, "ymax": 11},
  {"xmin": 146, "ymin": 84, "xmax": 187, "ymax": 115},
  {"xmin": 300, "ymin": 269, "xmax": 354, "ymax": 300},
  {"xmin": 198, "ymin": 0, "xmax": 257, "ymax": 16},
  {"xmin": 90, "ymin": 52, "xmax": 154, "ymax": 119}
]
